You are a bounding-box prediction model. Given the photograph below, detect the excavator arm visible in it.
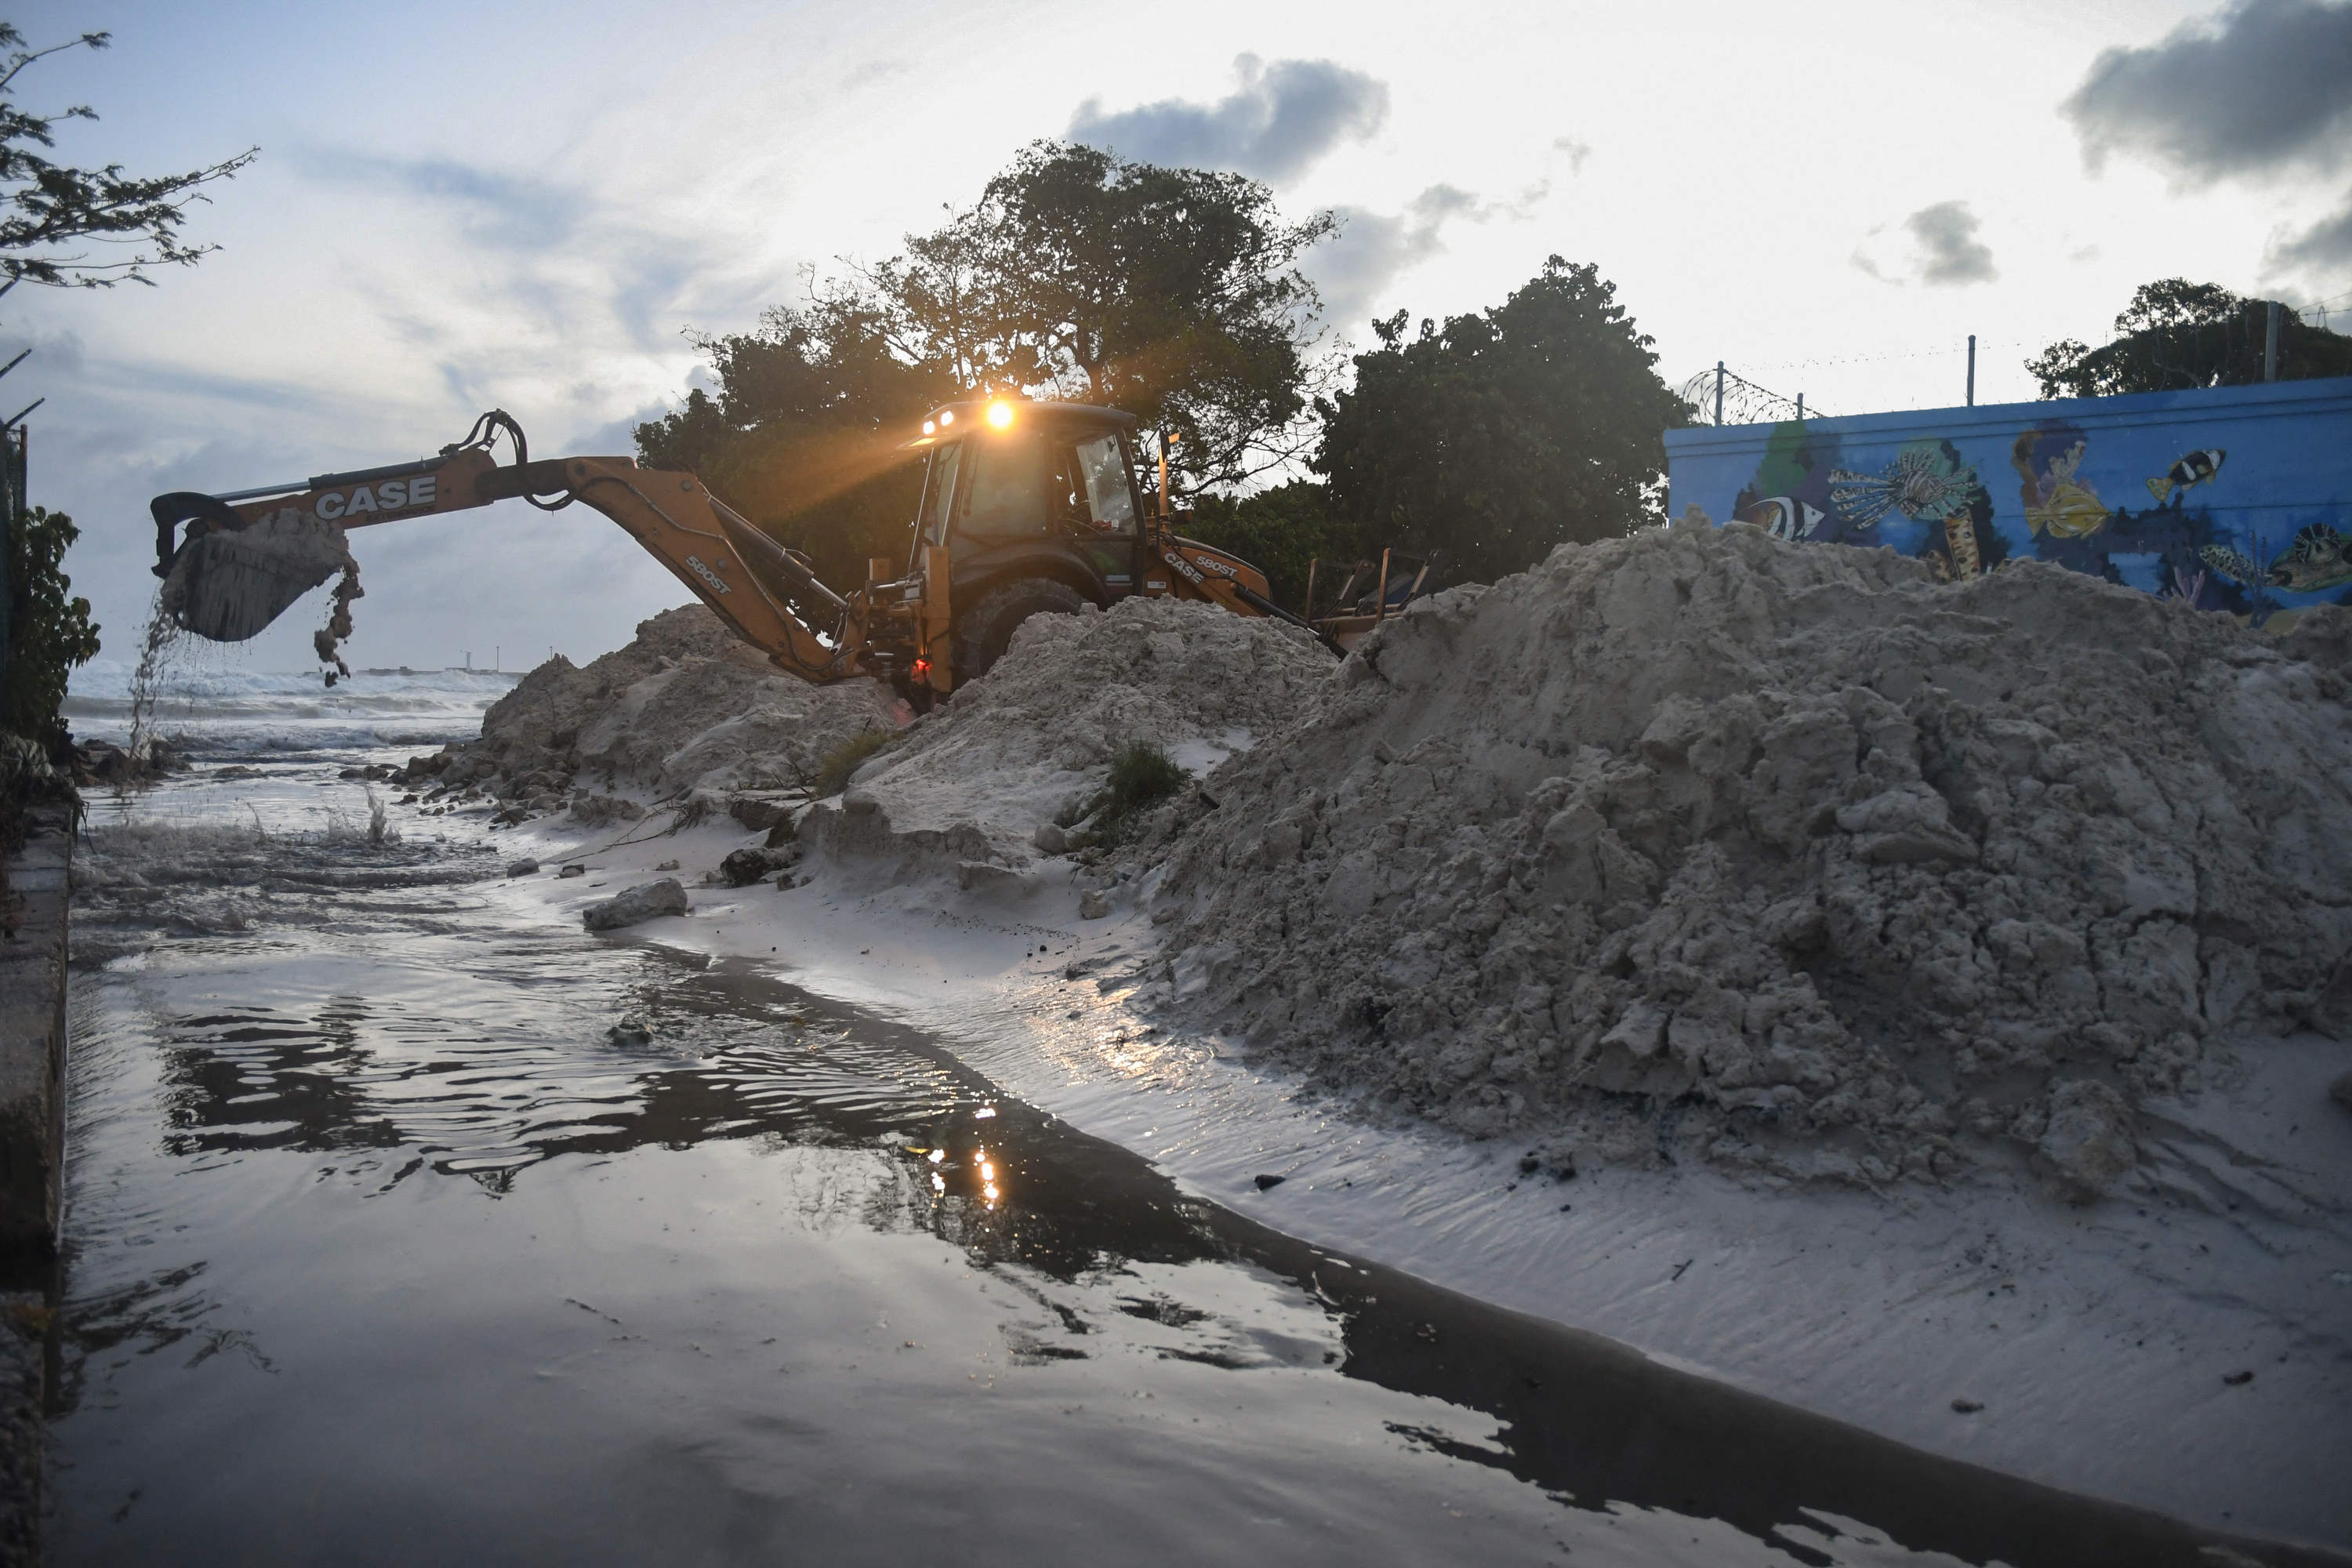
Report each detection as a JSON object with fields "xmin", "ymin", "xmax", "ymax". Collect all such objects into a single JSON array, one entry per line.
[{"xmin": 151, "ymin": 411, "xmax": 899, "ymax": 685}]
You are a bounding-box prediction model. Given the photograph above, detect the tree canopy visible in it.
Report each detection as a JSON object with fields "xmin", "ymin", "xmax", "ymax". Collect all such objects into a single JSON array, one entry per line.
[
  {"xmin": 856, "ymin": 141, "xmax": 1333, "ymax": 488},
  {"xmin": 0, "ymin": 25, "xmax": 255, "ymax": 296},
  {"xmin": 2025, "ymin": 278, "xmax": 2352, "ymax": 398},
  {"xmin": 1312, "ymin": 257, "xmax": 1687, "ymax": 585},
  {"xmin": 633, "ymin": 297, "xmax": 953, "ymax": 593}
]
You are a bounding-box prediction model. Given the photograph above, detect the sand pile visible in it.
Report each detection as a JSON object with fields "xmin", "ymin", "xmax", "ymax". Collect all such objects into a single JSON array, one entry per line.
[
  {"xmin": 1135, "ymin": 517, "xmax": 2352, "ymax": 1195},
  {"xmin": 804, "ymin": 597, "xmax": 1333, "ymax": 879},
  {"xmin": 412, "ymin": 605, "xmax": 898, "ymax": 821}
]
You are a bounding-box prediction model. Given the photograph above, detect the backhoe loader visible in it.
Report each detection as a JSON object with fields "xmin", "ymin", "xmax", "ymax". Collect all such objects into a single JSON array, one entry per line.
[{"xmin": 151, "ymin": 401, "xmax": 1436, "ymax": 700}]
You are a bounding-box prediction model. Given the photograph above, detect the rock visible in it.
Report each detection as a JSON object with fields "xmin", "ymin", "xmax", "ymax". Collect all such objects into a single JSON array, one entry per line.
[
  {"xmin": 1079, "ymin": 888, "xmax": 1110, "ymax": 920},
  {"xmin": 1034, "ymin": 822, "xmax": 1069, "ymax": 855},
  {"xmin": 506, "ymin": 858, "xmax": 539, "ymax": 877},
  {"xmin": 2223, "ymin": 1370, "xmax": 2254, "ymax": 1386},
  {"xmin": 720, "ymin": 848, "xmax": 791, "ymax": 887},
  {"xmin": 729, "ymin": 793, "xmax": 798, "ymax": 832},
  {"xmin": 2038, "ymin": 1080, "xmax": 2137, "ymax": 1199},
  {"xmin": 1254, "ymin": 1174, "xmax": 1286, "ymax": 1191},
  {"xmin": 608, "ymin": 1016, "xmax": 652, "ymax": 1047},
  {"xmin": 570, "ymin": 793, "xmax": 644, "ymax": 827},
  {"xmin": 492, "ymin": 806, "xmax": 529, "ymax": 825},
  {"xmin": 1951, "ymin": 1399, "xmax": 1984, "ymax": 1414},
  {"xmin": 655, "ymin": 858, "xmax": 680, "ymax": 872},
  {"xmin": 558, "ymin": 865, "xmax": 585, "ymax": 879},
  {"xmin": 2332, "ymin": 1069, "xmax": 2352, "ymax": 1112},
  {"xmin": 583, "ymin": 878, "xmax": 688, "ymax": 931}
]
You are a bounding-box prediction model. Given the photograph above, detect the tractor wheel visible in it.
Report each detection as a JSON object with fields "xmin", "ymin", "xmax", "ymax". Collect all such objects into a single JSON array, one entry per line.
[{"xmin": 953, "ymin": 577, "xmax": 1090, "ymax": 683}]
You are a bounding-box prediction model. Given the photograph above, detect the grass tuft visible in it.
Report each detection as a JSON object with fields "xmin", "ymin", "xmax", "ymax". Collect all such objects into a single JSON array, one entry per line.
[
  {"xmin": 813, "ymin": 730, "xmax": 897, "ymax": 798},
  {"xmin": 1065, "ymin": 741, "xmax": 1191, "ymax": 848}
]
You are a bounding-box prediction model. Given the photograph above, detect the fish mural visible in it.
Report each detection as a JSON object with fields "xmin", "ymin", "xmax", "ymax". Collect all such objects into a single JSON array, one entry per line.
[
  {"xmin": 2266, "ymin": 523, "xmax": 2352, "ymax": 593},
  {"xmin": 1738, "ymin": 495, "xmax": 1825, "ymax": 541},
  {"xmin": 1828, "ymin": 444, "xmax": 1980, "ymax": 529},
  {"xmin": 1666, "ymin": 378, "xmax": 2352, "ymax": 633},
  {"xmin": 2147, "ymin": 448, "xmax": 2224, "ymax": 505},
  {"xmin": 2010, "ymin": 430, "xmax": 2111, "ymax": 539}
]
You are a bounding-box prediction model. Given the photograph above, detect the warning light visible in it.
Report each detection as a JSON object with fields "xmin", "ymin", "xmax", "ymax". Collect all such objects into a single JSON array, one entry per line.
[
  {"xmin": 986, "ymin": 400, "xmax": 1014, "ymax": 429},
  {"xmin": 913, "ymin": 657, "xmax": 931, "ymax": 677}
]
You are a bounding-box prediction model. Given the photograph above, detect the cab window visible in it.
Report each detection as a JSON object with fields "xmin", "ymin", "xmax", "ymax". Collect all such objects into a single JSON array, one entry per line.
[
  {"xmin": 961, "ymin": 432, "xmax": 1048, "ymax": 540},
  {"xmin": 919, "ymin": 442, "xmax": 963, "ymax": 547},
  {"xmin": 1064, "ymin": 432, "xmax": 1138, "ymax": 535}
]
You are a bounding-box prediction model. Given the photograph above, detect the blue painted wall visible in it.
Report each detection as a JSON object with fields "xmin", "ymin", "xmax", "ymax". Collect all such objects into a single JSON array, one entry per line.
[{"xmin": 1662, "ymin": 376, "xmax": 2352, "ymax": 626}]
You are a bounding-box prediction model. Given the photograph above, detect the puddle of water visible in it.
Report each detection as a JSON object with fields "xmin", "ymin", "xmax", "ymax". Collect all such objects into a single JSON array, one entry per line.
[{"xmin": 45, "ymin": 751, "xmax": 2338, "ymax": 1567}]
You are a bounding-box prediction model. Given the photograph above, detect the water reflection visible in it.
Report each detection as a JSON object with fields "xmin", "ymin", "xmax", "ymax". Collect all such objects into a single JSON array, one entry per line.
[{"xmin": 55, "ymin": 814, "xmax": 2340, "ymax": 1568}]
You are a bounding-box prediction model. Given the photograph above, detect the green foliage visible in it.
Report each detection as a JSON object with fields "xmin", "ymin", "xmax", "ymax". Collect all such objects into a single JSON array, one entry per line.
[
  {"xmin": 635, "ymin": 299, "xmax": 953, "ymax": 594},
  {"xmin": 2026, "ymin": 279, "xmax": 2352, "ymax": 398},
  {"xmin": 0, "ymin": 25, "xmax": 255, "ymax": 292},
  {"xmin": 1181, "ymin": 480, "xmax": 1364, "ymax": 613},
  {"xmin": 854, "ymin": 141, "xmax": 1333, "ymax": 488},
  {"xmin": 4, "ymin": 505, "xmax": 99, "ymax": 753},
  {"xmin": 811, "ymin": 728, "xmax": 896, "ymax": 798},
  {"xmin": 1061, "ymin": 741, "xmax": 1190, "ymax": 847},
  {"xmin": 1313, "ymin": 257, "xmax": 1689, "ymax": 586}
]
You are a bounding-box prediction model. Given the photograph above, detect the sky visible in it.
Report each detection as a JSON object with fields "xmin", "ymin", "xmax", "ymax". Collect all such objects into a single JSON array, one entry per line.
[{"xmin": 9, "ymin": 0, "xmax": 2352, "ymax": 674}]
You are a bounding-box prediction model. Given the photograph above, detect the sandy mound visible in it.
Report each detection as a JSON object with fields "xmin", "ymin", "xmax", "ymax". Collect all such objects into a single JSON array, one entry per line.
[
  {"xmin": 1135, "ymin": 517, "xmax": 2352, "ymax": 1193},
  {"xmin": 411, "ymin": 605, "xmax": 898, "ymax": 818},
  {"xmin": 804, "ymin": 598, "xmax": 1334, "ymax": 876}
]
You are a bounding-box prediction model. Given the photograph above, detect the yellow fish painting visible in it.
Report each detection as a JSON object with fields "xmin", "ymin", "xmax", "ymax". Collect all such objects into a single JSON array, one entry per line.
[{"xmin": 2010, "ymin": 433, "xmax": 2110, "ymax": 539}]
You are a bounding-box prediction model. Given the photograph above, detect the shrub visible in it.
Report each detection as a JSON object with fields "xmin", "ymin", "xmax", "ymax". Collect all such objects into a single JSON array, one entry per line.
[
  {"xmin": 812, "ymin": 729, "xmax": 896, "ymax": 797},
  {"xmin": 4, "ymin": 506, "xmax": 101, "ymax": 757},
  {"xmin": 1062, "ymin": 741, "xmax": 1191, "ymax": 848}
]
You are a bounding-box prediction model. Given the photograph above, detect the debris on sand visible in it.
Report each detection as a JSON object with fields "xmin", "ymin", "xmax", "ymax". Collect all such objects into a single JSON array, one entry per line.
[
  {"xmin": 583, "ymin": 877, "xmax": 688, "ymax": 931},
  {"xmin": 406, "ymin": 605, "xmax": 899, "ymax": 823},
  {"xmin": 1132, "ymin": 522, "xmax": 2352, "ymax": 1192}
]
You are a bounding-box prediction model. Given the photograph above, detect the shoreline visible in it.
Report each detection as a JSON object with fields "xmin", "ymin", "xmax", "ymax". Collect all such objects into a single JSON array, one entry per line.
[{"xmin": 468, "ymin": 800, "xmax": 2350, "ymax": 1552}]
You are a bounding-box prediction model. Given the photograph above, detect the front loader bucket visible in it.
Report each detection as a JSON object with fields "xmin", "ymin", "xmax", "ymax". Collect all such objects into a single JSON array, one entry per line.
[{"xmin": 156, "ymin": 502, "xmax": 353, "ymax": 643}]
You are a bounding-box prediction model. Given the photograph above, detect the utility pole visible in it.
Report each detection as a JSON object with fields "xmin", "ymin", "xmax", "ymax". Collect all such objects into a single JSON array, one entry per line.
[
  {"xmin": 1795, "ymin": 393, "xmax": 1805, "ymax": 421},
  {"xmin": 1713, "ymin": 361, "xmax": 1725, "ymax": 427},
  {"xmin": 2265, "ymin": 300, "xmax": 2280, "ymax": 382},
  {"xmin": 1966, "ymin": 335, "xmax": 1976, "ymax": 407}
]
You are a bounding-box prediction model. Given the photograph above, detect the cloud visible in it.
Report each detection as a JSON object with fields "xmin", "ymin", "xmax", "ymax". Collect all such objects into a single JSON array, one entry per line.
[
  {"xmin": 1906, "ymin": 201, "xmax": 1998, "ymax": 286},
  {"xmin": 1552, "ymin": 136, "xmax": 1592, "ymax": 174},
  {"xmin": 1310, "ymin": 185, "xmax": 1483, "ymax": 336},
  {"xmin": 309, "ymin": 151, "xmax": 582, "ymax": 249},
  {"xmin": 1067, "ymin": 55, "xmax": 1388, "ymax": 183},
  {"xmin": 2268, "ymin": 189, "xmax": 2352, "ymax": 268},
  {"xmin": 1849, "ymin": 202, "xmax": 1998, "ymax": 287},
  {"xmin": 2063, "ymin": 0, "xmax": 2352, "ymax": 183}
]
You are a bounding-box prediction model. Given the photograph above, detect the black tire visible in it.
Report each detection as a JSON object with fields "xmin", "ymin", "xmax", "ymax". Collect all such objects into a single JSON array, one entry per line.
[{"xmin": 953, "ymin": 577, "xmax": 1090, "ymax": 682}]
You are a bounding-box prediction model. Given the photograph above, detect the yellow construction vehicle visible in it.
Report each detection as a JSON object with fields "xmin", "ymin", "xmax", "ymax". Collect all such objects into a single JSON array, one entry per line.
[{"xmin": 151, "ymin": 400, "xmax": 1435, "ymax": 700}]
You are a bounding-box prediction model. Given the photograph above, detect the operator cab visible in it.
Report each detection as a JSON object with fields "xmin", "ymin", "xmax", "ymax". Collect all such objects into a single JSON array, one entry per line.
[{"xmin": 903, "ymin": 398, "xmax": 1148, "ymax": 597}]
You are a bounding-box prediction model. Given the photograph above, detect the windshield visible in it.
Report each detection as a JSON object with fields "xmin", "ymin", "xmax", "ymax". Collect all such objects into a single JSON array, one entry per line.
[
  {"xmin": 1065, "ymin": 433, "xmax": 1137, "ymax": 535},
  {"xmin": 962, "ymin": 432, "xmax": 1049, "ymax": 540},
  {"xmin": 920, "ymin": 443, "xmax": 961, "ymax": 546}
]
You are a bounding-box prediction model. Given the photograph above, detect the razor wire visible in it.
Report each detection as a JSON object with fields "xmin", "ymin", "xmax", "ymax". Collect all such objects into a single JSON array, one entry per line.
[{"xmin": 1675, "ymin": 365, "xmax": 1824, "ymax": 427}]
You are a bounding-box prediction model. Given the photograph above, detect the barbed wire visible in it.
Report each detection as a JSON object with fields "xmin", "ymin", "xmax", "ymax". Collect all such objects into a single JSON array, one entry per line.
[{"xmin": 1675, "ymin": 365, "xmax": 1824, "ymax": 426}]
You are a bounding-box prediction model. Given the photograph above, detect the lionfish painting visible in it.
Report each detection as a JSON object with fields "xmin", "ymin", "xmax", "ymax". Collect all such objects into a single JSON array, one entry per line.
[{"xmin": 1828, "ymin": 445, "xmax": 1980, "ymax": 530}]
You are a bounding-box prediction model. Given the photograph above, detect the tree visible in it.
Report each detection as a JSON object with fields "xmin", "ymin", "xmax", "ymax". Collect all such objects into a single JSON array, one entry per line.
[
  {"xmin": 1314, "ymin": 257, "xmax": 1688, "ymax": 585},
  {"xmin": 0, "ymin": 26, "xmax": 255, "ymax": 296},
  {"xmin": 2026, "ymin": 278, "xmax": 2352, "ymax": 398},
  {"xmin": 634, "ymin": 297, "xmax": 955, "ymax": 593},
  {"xmin": 855, "ymin": 141, "xmax": 1334, "ymax": 488}
]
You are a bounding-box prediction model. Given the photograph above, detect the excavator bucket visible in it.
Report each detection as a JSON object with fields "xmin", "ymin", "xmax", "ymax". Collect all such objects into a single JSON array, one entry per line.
[{"xmin": 155, "ymin": 502, "xmax": 354, "ymax": 643}]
